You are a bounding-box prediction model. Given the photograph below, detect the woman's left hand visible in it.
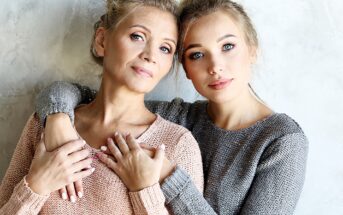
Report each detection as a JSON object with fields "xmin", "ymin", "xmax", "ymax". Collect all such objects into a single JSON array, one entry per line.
[{"xmin": 96, "ymin": 132, "xmax": 165, "ymax": 192}]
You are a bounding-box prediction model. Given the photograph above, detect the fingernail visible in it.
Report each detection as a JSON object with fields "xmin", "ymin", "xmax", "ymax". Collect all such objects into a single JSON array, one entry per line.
[
  {"xmin": 91, "ymin": 168, "xmax": 95, "ymax": 173},
  {"xmin": 114, "ymin": 131, "xmax": 119, "ymax": 136},
  {"xmin": 70, "ymin": 195, "xmax": 76, "ymax": 203},
  {"xmin": 78, "ymin": 192, "xmax": 83, "ymax": 198},
  {"xmin": 82, "ymin": 140, "xmax": 86, "ymax": 144},
  {"xmin": 160, "ymin": 144, "xmax": 166, "ymax": 150},
  {"xmin": 100, "ymin": 146, "xmax": 107, "ymax": 151},
  {"xmin": 62, "ymin": 192, "xmax": 68, "ymax": 200}
]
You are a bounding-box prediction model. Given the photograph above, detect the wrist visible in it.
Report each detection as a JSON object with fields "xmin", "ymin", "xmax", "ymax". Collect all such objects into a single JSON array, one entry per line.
[{"xmin": 26, "ymin": 174, "xmax": 49, "ymax": 196}]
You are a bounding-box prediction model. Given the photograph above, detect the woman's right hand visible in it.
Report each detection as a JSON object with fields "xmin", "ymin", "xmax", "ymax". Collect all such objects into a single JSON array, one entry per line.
[{"xmin": 26, "ymin": 134, "xmax": 94, "ymax": 196}]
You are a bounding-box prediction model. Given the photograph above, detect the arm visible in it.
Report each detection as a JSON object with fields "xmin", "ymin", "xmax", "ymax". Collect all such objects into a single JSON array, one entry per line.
[
  {"xmin": 35, "ymin": 81, "xmax": 96, "ymax": 125},
  {"xmin": 0, "ymin": 115, "xmax": 49, "ymax": 215},
  {"xmin": 240, "ymin": 133, "xmax": 308, "ymax": 214},
  {"xmin": 129, "ymin": 131, "xmax": 204, "ymax": 215}
]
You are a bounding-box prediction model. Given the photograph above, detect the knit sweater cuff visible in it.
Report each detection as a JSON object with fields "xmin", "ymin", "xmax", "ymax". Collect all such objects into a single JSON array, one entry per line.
[
  {"xmin": 38, "ymin": 102, "xmax": 75, "ymax": 126},
  {"xmin": 12, "ymin": 176, "xmax": 50, "ymax": 212},
  {"xmin": 161, "ymin": 166, "xmax": 191, "ymax": 203},
  {"xmin": 129, "ymin": 183, "xmax": 165, "ymax": 211}
]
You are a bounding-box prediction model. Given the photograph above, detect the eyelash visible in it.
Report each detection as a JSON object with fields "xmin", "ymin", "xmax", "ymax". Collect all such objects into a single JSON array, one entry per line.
[
  {"xmin": 130, "ymin": 33, "xmax": 172, "ymax": 55},
  {"xmin": 223, "ymin": 43, "xmax": 235, "ymax": 51},
  {"xmin": 130, "ymin": 33, "xmax": 144, "ymax": 41},
  {"xmin": 188, "ymin": 43, "xmax": 235, "ymax": 61}
]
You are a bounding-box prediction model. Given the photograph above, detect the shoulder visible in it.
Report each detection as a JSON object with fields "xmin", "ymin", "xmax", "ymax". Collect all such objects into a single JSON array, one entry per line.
[
  {"xmin": 155, "ymin": 114, "xmax": 191, "ymax": 137},
  {"xmin": 257, "ymin": 113, "xmax": 309, "ymax": 157},
  {"xmin": 252, "ymin": 113, "xmax": 306, "ymax": 140}
]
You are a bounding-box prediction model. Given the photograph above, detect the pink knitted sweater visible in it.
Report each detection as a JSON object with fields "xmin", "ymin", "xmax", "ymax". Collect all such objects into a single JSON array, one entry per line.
[{"xmin": 0, "ymin": 114, "xmax": 203, "ymax": 214}]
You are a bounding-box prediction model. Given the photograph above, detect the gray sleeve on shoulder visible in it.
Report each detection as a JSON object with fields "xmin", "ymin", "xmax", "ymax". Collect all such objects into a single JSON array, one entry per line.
[
  {"xmin": 35, "ymin": 81, "xmax": 97, "ymax": 125},
  {"xmin": 145, "ymin": 98, "xmax": 191, "ymax": 127},
  {"xmin": 241, "ymin": 132, "xmax": 309, "ymax": 215},
  {"xmin": 161, "ymin": 167, "xmax": 217, "ymax": 215}
]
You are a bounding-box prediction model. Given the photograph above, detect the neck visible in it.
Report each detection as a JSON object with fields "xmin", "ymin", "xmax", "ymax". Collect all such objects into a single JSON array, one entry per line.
[
  {"xmin": 83, "ymin": 75, "xmax": 152, "ymax": 126},
  {"xmin": 207, "ymin": 86, "xmax": 272, "ymax": 130}
]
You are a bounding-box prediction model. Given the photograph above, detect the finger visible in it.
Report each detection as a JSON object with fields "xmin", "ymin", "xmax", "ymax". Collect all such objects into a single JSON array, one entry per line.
[
  {"xmin": 71, "ymin": 157, "xmax": 93, "ymax": 173},
  {"xmin": 100, "ymin": 145, "xmax": 112, "ymax": 155},
  {"xmin": 126, "ymin": 133, "xmax": 140, "ymax": 151},
  {"xmin": 114, "ymin": 132, "xmax": 130, "ymax": 155},
  {"xmin": 66, "ymin": 184, "xmax": 77, "ymax": 203},
  {"xmin": 59, "ymin": 139, "xmax": 86, "ymax": 155},
  {"xmin": 68, "ymin": 148, "xmax": 90, "ymax": 163},
  {"xmin": 59, "ymin": 187, "xmax": 68, "ymax": 200},
  {"xmin": 140, "ymin": 143, "xmax": 155, "ymax": 151},
  {"xmin": 107, "ymin": 138, "xmax": 122, "ymax": 160},
  {"xmin": 72, "ymin": 167, "xmax": 95, "ymax": 182},
  {"xmin": 154, "ymin": 144, "xmax": 166, "ymax": 162},
  {"xmin": 97, "ymin": 152, "xmax": 118, "ymax": 171},
  {"xmin": 74, "ymin": 180, "xmax": 84, "ymax": 199}
]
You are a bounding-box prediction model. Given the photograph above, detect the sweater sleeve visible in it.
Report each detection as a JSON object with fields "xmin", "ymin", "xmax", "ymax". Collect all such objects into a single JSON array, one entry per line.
[
  {"xmin": 128, "ymin": 131, "xmax": 204, "ymax": 215},
  {"xmin": 35, "ymin": 81, "xmax": 97, "ymax": 125},
  {"xmin": 160, "ymin": 133, "xmax": 309, "ymax": 215},
  {"xmin": 161, "ymin": 168, "xmax": 217, "ymax": 215},
  {"xmin": 145, "ymin": 98, "xmax": 192, "ymax": 128},
  {"xmin": 240, "ymin": 132, "xmax": 308, "ymax": 215},
  {"xmin": 0, "ymin": 114, "xmax": 50, "ymax": 215},
  {"xmin": 161, "ymin": 132, "xmax": 214, "ymax": 215}
]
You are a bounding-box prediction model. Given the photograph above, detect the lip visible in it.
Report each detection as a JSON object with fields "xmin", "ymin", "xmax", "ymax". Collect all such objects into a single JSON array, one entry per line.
[
  {"xmin": 208, "ymin": 78, "xmax": 233, "ymax": 90},
  {"xmin": 132, "ymin": 66, "xmax": 153, "ymax": 78}
]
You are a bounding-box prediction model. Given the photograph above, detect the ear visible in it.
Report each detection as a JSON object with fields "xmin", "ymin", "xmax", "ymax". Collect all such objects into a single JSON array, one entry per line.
[{"xmin": 93, "ymin": 27, "xmax": 106, "ymax": 57}]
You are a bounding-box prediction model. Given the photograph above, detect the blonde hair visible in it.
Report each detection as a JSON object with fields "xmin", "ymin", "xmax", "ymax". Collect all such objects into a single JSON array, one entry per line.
[
  {"xmin": 91, "ymin": 0, "xmax": 179, "ymax": 65},
  {"xmin": 178, "ymin": 0, "xmax": 258, "ymax": 62}
]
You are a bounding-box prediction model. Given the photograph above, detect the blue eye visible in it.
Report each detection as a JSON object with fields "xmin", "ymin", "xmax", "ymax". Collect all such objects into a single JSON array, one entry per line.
[
  {"xmin": 160, "ymin": 46, "xmax": 171, "ymax": 54},
  {"xmin": 189, "ymin": 52, "xmax": 204, "ymax": 60},
  {"xmin": 130, "ymin": 33, "xmax": 144, "ymax": 41},
  {"xmin": 223, "ymin": 43, "xmax": 234, "ymax": 51}
]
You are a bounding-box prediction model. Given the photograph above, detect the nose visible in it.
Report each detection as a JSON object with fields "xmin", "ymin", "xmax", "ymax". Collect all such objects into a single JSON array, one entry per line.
[
  {"xmin": 140, "ymin": 42, "xmax": 157, "ymax": 64},
  {"xmin": 208, "ymin": 57, "xmax": 224, "ymax": 75}
]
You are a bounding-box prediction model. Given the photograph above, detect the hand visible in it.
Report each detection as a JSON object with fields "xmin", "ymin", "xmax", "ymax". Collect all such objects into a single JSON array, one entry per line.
[
  {"xmin": 26, "ymin": 134, "xmax": 94, "ymax": 196},
  {"xmin": 97, "ymin": 132, "xmax": 165, "ymax": 192},
  {"xmin": 45, "ymin": 113, "xmax": 85, "ymax": 202},
  {"xmin": 100, "ymin": 142, "xmax": 176, "ymax": 184}
]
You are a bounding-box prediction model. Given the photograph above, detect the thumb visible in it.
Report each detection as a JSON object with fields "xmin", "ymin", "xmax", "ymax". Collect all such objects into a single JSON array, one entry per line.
[
  {"xmin": 35, "ymin": 133, "xmax": 47, "ymax": 157},
  {"xmin": 154, "ymin": 144, "xmax": 165, "ymax": 163}
]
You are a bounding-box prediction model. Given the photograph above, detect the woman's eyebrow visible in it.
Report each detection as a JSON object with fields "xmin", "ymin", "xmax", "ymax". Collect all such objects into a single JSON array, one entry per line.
[
  {"xmin": 184, "ymin": 44, "xmax": 202, "ymax": 52},
  {"xmin": 217, "ymin": 34, "xmax": 236, "ymax": 42}
]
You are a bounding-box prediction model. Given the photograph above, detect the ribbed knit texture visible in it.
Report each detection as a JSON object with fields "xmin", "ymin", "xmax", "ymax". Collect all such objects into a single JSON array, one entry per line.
[
  {"xmin": 34, "ymin": 81, "xmax": 309, "ymax": 215},
  {"xmin": 0, "ymin": 114, "xmax": 204, "ymax": 214}
]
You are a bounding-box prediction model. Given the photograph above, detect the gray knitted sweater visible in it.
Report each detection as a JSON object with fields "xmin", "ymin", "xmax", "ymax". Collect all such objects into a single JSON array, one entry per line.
[{"xmin": 35, "ymin": 81, "xmax": 308, "ymax": 215}]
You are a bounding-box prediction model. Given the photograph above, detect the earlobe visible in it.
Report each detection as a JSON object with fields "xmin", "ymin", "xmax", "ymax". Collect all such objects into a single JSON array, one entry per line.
[{"xmin": 94, "ymin": 28, "xmax": 106, "ymax": 57}]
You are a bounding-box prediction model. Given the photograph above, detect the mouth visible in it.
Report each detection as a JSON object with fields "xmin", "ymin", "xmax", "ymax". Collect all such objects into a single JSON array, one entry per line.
[
  {"xmin": 208, "ymin": 78, "xmax": 233, "ymax": 90},
  {"xmin": 132, "ymin": 66, "xmax": 153, "ymax": 78}
]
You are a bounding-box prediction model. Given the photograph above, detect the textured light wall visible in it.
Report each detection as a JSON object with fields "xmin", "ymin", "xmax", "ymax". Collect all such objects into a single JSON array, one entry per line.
[{"xmin": 0, "ymin": 0, "xmax": 342, "ymax": 214}]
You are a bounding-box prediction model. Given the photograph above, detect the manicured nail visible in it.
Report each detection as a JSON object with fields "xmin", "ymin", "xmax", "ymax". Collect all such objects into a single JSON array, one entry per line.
[
  {"xmin": 62, "ymin": 192, "xmax": 68, "ymax": 200},
  {"xmin": 114, "ymin": 131, "xmax": 119, "ymax": 136},
  {"xmin": 70, "ymin": 195, "xmax": 76, "ymax": 203},
  {"xmin": 91, "ymin": 168, "xmax": 95, "ymax": 173},
  {"xmin": 78, "ymin": 192, "xmax": 83, "ymax": 198},
  {"xmin": 100, "ymin": 146, "xmax": 107, "ymax": 151},
  {"xmin": 160, "ymin": 144, "xmax": 166, "ymax": 150},
  {"xmin": 82, "ymin": 140, "xmax": 86, "ymax": 144}
]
